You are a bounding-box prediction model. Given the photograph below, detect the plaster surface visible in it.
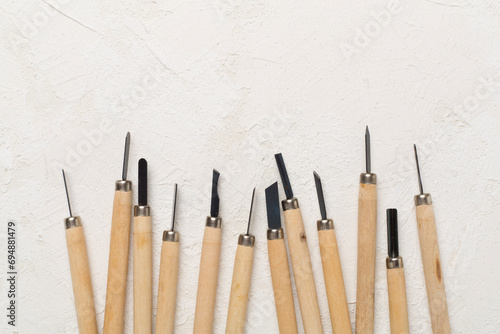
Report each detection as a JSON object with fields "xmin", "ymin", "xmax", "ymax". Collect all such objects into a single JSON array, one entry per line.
[{"xmin": 0, "ymin": 0, "xmax": 499, "ymax": 333}]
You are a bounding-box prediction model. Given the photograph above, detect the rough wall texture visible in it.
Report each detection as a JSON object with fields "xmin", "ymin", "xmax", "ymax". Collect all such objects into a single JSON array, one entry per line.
[{"xmin": 0, "ymin": 0, "xmax": 499, "ymax": 333}]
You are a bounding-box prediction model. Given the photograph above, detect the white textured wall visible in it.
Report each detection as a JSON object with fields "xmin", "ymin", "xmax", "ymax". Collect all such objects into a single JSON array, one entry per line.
[{"xmin": 0, "ymin": 0, "xmax": 499, "ymax": 333}]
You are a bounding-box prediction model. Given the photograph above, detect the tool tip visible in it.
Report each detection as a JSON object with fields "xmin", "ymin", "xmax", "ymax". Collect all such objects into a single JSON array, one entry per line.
[
  {"xmin": 313, "ymin": 171, "xmax": 320, "ymax": 181},
  {"xmin": 62, "ymin": 169, "xmax": 73, "ymax": 217},
  {"xmin": 138, "ymin": 158, "xmax": 148, "ymax": 206},
  {"xmin": 386, "ymin": 208, "xmax": 399, "ymax": 258},
  {"xmin": 210, "ymin": 169, "xmax": 220, "ymax": 217},
  {"xmin": 274, "ymin": 153, "xmax": 294, "ymax": 199}
]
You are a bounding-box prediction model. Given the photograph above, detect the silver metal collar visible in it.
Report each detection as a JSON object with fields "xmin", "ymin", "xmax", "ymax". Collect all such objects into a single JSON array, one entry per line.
[
  {"xmin": 317, "ymin": 219, "xmax": 334, "ymax": 230},
  {"xmin": 282, "ymin": 198, "xmax": 299, "ymax": 211},
  {"xmin": 238, "ymin": 234, "xmax": 255, "ymax": 247},
  {"xmin": 134, "ymin": 205, "xmax": 150, "ymax": 217},
  {"xmin": 163, "ymin": 230, "xmax": 179, "ymax": 242},
  {"xmin": 115, "ymin": 180, "xmax": 132, "ymax": 192},
  {"xmin": 267, "ymin": 228, "xmax": 284, "ymax": 240},
  {"xmin": 414, "ymin": 193, "xmax": 432, "ymax": 206},
  {"xmin": 386, "ymin": 256, "xmax": 404, "ymax": 269},
  {"xmin": 205, "ymin": 216, "xmax": 222, "ymax": 228},
  {"xmin": 65, "ymin": 216, "xmax": 82, "ymax": 229},
  {"xmin": 360, "ymin": 173, "xmax": 377, "ymax": 184}
]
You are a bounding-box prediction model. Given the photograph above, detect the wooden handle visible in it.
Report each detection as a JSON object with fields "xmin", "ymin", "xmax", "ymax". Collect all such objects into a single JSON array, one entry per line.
[
  {"xmin": 355, "ymin": 183, "xmax": 377, "ymax": 334},
  {"xmin": 318, "ymin": 229, "xmax": 352, "ymax": 334},
  {"xmin": 225, "ymin": 244, "xmax": 255, "ymax": 334},
  {"xmin": 66, "ymin": 225, "xmax": 98, "ymax": 334},
  {"xmin": 283, "ymin": 207, "xmax": 323, "ymax": 334},
  {"xmin": 416, "ymin": 204, "xmax": 451, "ymax": 334},
  {"xmin": 193, "ymin": 226, "xmax": 222, "ymax": 334},
  {"xmin": 133, "ymin": 215, "xmax": 153, "ymax": 334},
  {"xmin": 104, "ymin": 189, "xmax": 132, "ymax": 334},
  {"xmin": 387, "ymin": 267, "xmax": 409, "ymax": 334},
  {"xmin": 267, "ymin": 238, "xmax": 298, "ymax": 334},
  {"xmin": 155, "ymin": 240, "xmax": 180, "ymax": 334}
]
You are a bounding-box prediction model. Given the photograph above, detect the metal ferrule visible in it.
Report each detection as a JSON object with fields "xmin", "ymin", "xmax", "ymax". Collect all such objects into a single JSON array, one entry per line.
[
  {"xmin": 163, "ymin": 230, "xmax": 179, "ymax": 242},
  {"xmin": 267, "ymin": 228, "xmax": 284, "ymax": 240},
  {"xmin": 115, "ymin": 180, "xmax": 132, "ymax": 192},
  {"xmin": 414, "ymin": 193, "xmax": 432, "ymax": 206},
  {"xmin": 134, "ymin": 205, "xmax": 151, "ymax": 217},
  {"xmin": 282, "ymin": 198, "xmax": 299, "ymax": 211},
  {"xmin": 317, "ymin": 219, "xmax": 334, "ymax": 231},
  {"xmin": 386, "ymin": 256, "xmax": 404, "ymax": 269},
  {"xmin": 65, "ymin": 216, "xmax": 82, "ymax": 229},
  {"xmin": 360, "ymin": 173, "xmax": 377, "ymax": 184},
  {"xmin": 238, "ymin": 234, "xmax": 255, "ymax": 247},
  {"xmin": 206, "ymin": 216, "xmax": 222, "ymax": 228}
]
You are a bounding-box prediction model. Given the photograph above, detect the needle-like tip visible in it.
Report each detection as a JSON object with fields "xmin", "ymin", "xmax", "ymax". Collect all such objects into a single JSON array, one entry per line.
[
  {"xmin": 365, "ymin": 126, "xmax": 371, "ymax": 173},
  {"xmin": 413, "ymin": 144, "xmax": 424, "ymax": 194},
  {"xmin": 275, "ymin": 153, "xmax": 294, "ymax": 199},
  {"xmin": 62, "ymin": 169, "xmax": 73, "ymax": 217},
  {"xmin": 122, "ymin": 132, "xmax": 131, "ymax": 180},
  {"xmin": 171, "ymin": 184, "xmax": 178, "ymax": 231},
  {"xmin": 246, "ymin": 187, "xmax": 256, "ymax": 235},
  {"xmin": 138, "ymin": 158, "xmax": 148, "ymax": 206},
  {"xmin": 313, "ymin": 171, "xmax": 328, "ymax": 220},
  {"xmin": 210, "ymin": 169, "xmax": 220, "ymax": 217}
]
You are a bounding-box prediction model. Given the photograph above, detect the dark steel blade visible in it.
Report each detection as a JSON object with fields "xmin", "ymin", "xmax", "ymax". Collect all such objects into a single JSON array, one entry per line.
[
  {"xmin": 265, "ymin": 182, "xmax": 281, "ymax": 229},
  {"xmin": 274, "ymin": 153, "xmax": 294, "ymax": 199},
  {"xmin": 122, "ymin": 132, "xmax": 130, "ymax": 180},
  {"xmin": 414, "ymin": 144, "xmax": 424, "ymax": 194},
  {"xmin": 210, "ymin": 169, "xmax": 220, "ymax": 217},
  {"xmin": 246, "ymin": 188, "xmax": 256, "ymax": 235},
  {"xmin": 313, "ymin": 171, "xmax": 327, "ymax": 220},
  {"xmin": 138, "ymin": 158, "xmax": 148, "ymax": 206},
  {"xmin": 387, "ymin": 208, "xmax": 399, "ymax": 258},
  {"xmin": 365, "ymin": 126, "xmax": 371, "ymax": 173}
]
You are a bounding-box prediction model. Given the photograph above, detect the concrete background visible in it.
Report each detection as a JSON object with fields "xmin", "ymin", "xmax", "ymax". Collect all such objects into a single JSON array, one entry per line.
[{"xmin": 0, "ymin": 0, "xmax": 499, "ymax": 333}]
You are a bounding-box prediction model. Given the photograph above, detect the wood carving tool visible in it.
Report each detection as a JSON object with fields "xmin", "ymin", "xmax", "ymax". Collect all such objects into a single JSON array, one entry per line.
[
  {"xmin": 133, "ymin": 158, "xmax": 152, "ymax": 334},
  {"xmin": 194, "ymin": 169, "xmax": 223, "ymax": 334},
  {"xmin": 413, "ymin": 145, "xmax": 451, "ymax": 333},
  {"xmin": 355, "ymin": 126, "xmax": 378, "ymax": 334},
  {"xmin": 274, "ymin": 153, "xmax": 323, "ymax": 334},
  {"xmin": 265, "ymin": 182, "xmax": 298, "ymax": 334},
  {"xmin": 386, "ymin": 209, "xmax": 409, "ymax": 334},
  {"xmin": 156, "ymin": 184, "xmax": 180, "ymax": 334},
  {"xmin": 62, "ymin": 170, "xmax": 98, "ymax": 334},
  {"xmin": 314, "ymin": 172, "xmax": 352, "ymax": 334},
  {"xmin": 225, "ymin": 188, "xmax": 256, "ymax": 334},
  {"xmin": 104, "ymin": 132, "xmax": 133, "ymax": 334}
]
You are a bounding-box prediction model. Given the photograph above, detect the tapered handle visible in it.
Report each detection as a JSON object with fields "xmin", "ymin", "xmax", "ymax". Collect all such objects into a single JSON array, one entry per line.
[
  {"xmin": 193, "ymin": 226, "xmax": 222, "ymax": 334},
  {"xmin": 225, "ymin": 244, "xmax": 255, "ymax": 334},
  {"xmin": 66, "ymin": 225, "xmax": 98, "ymax": 334},
  {"xmin": 387, "ymin": 267, "xmax": 409, "ymax": 334},
  {"xmin": 283, "ymin": 207, "xmax": 323, "ymax": 334},
  {"xmin": 356, "ymin": 182, "xmax": 377, "ymax": 334},
  {"xmin": 133, "ymin": 215, "xmax": 153, "ymax": 334},
  {"xmin": 267, "ymin": 238, "xmax": 298, "ymax": 334},
  {"xmin": 416, "ymin": 203, "xmax": 450, "ymax": 334},
  {"xmin": 156, "ymin": 240, "xmax": 180, "ymax": 334},
  {"xmin": 318, "ymin": 229, "xmax": 352, "ymax": 334},
  {"xmin": 104, "ymin": 189, "xmax": 133, "ymax": 334}
]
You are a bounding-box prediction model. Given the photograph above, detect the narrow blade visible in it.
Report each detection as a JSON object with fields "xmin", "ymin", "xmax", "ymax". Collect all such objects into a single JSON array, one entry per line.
[
  {"xmin": 265, "ymin": 182, "xmax": 281, "ymax": 229},
  {"xmin": 313, "ymin": 171, "xmax": 327, "ymax": 220},
  {"xmin": 210, "ymin": 169, "xmax": 220, "ymax": 217},
  {"xmin": 274, "ymin": 153, "xmax": 294, "ymax": 199},
  {"xmin": 138, "ymin": 158, "xmax": 148, "ymax": 206}
]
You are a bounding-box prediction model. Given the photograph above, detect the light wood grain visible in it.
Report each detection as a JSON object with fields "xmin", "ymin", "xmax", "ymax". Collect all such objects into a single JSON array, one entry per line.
[
  {"xmin": 387, "ymin": 267, "xmax": 409, "ymax": 334},
  {"xmin": 267, "ymin": 238, "xmax": 298, "ymax": 334},
  {"xmin": 104, "ymin": 189, "xmax": 132, "ymax": 334},
  {"xmin": 133, "ymin": 215, "xmax": 152, "ymax": 334},
  {"xmin": 318, "ymin": 229, "xmax": 352, "ymax": 334},
  {"xmin": 416, "ymin": 204, "xmax": 451, "ymax": 334},
  {"xmin": 225, "ymin": 244, "xmax": 255, "ymax": 334},
  {"xmin": 155, "ymin": 240, "xmax": 180, "ymax": 334},
  {"xmin": 283, "ymin": 207, "xmax": 323, "ymax": 334},
  {"xmin": 65, "ymin": 225, "xmax": 98, "ymax": 334},
  {"xmin": 356, "ymin": 183, "xmax": 377, "ymax": 334},
  {"xmin": 193, "ymin": 226, "xmax": 222, "ymax": 334}
]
